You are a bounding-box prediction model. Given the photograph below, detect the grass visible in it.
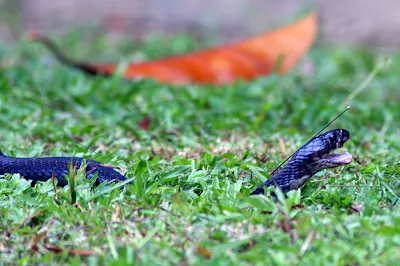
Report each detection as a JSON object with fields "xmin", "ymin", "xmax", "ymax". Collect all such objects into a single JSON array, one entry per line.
[{"xmin": 0, "ymin": 32, "xmax": 400, "ymax": 265}]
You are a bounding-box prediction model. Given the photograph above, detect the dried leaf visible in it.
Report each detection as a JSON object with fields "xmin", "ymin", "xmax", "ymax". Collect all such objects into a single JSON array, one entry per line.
[
  {"xmin": 28, "ymin": 13, "xmax": 316, "ymax": 85},
  {"xmin": 197, "ymin": 247, "xmax": 212, "ymax": 259},
  {"xmin": 139, "ymin": 116, "xmax": 150, "ymax": 130},
  {"xmin": 350, "ymin": 201, "xmax": 364, "ymax": 214}
]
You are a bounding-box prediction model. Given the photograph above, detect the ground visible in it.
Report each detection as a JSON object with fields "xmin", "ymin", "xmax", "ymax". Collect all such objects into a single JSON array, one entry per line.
[{"xmin": 0, "ymin": 33, "xmax": 399, "ymax": 265}]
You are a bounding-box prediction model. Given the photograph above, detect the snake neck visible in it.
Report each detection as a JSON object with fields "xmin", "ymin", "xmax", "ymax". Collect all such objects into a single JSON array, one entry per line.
[{"xmin": 251, "ymin": 162, "xmax": 317, "ymax": 195}]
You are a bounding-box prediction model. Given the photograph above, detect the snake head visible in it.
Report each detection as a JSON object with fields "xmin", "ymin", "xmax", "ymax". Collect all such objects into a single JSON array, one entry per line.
[{"xmin": 293, "ymin": 129, "xmax": 352, "ymax": 171}]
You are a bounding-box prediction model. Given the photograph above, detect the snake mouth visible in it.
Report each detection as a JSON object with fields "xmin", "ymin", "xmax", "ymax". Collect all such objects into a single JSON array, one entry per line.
[{"xmin": 320, "ymin": 151, "xmax": 352, "ymax": 167}]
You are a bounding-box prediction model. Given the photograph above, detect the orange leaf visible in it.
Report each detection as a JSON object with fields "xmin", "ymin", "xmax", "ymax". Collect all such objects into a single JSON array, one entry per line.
[
  {"xmin": 197, "ymin": 246, "xmax": 213, "ymax": 259},
  {"xmin": 138, "ymin": 116, "xmax": 150, "ymax": 130},
  {"xmin": 28, "ymin": 13, "xmax": 316, "ymax": 85}
]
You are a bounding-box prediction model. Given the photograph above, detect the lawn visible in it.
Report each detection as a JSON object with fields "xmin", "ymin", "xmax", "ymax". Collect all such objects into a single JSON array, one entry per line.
[{"xmin": 0, "ymin": 33, "xmax": 399, "ymax": 265}]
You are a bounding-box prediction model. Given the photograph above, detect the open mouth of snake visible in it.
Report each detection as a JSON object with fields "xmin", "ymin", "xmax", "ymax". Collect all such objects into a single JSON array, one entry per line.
[{"xmin": 321, "ymin": 150, "xmax": 352, "ymax": 166}]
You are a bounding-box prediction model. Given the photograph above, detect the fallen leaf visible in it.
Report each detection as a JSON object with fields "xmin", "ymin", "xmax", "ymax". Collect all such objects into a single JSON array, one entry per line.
[
  {"xmin": 28, "ymin": 13, "xmax": 317, "ymax": 85},
  {"xmin": 350, "ymin": 201, "xmax": 364, "ymax": 214},
  {"xmin": 197, "ymin": 247, "xmax": 212, "ymax": 259},
  {"xmin": 139, "ymin": 116, "xmax": 150, "ymax": 130}
]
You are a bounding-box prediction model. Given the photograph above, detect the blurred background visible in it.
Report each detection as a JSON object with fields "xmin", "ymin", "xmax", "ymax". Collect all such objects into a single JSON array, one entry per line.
[{"xmin": 1, "ymin": 0, "xmax": 400, "ymax": 48}]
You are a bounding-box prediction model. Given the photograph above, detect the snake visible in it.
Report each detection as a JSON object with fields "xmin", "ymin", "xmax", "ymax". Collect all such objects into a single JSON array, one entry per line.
[
  {"xmin": 0, "ymin": 152, "xmax": 127, "ymax": 186},
  {"xmin": 0, "ymin": 129, "xmax": 351, "ymax": 193}
]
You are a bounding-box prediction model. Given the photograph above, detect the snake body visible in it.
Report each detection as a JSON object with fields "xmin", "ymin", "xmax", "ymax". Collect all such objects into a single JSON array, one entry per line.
[
  {"xmin": 0, "ymin": 152, "xmax": 126, "ymax": 186},
  {"xmin": 251, "ymin": 129, "xmax": 352, "ymax": 195}
]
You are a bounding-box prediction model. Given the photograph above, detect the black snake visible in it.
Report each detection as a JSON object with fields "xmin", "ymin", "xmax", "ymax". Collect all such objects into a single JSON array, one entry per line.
[
  {"xmin": 0, "ymin": 129, "xmax": 352, "ymax": 194},
  {"xmin": 0, "ymin": 152, "xmax": 126, "ymax": 186}
]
